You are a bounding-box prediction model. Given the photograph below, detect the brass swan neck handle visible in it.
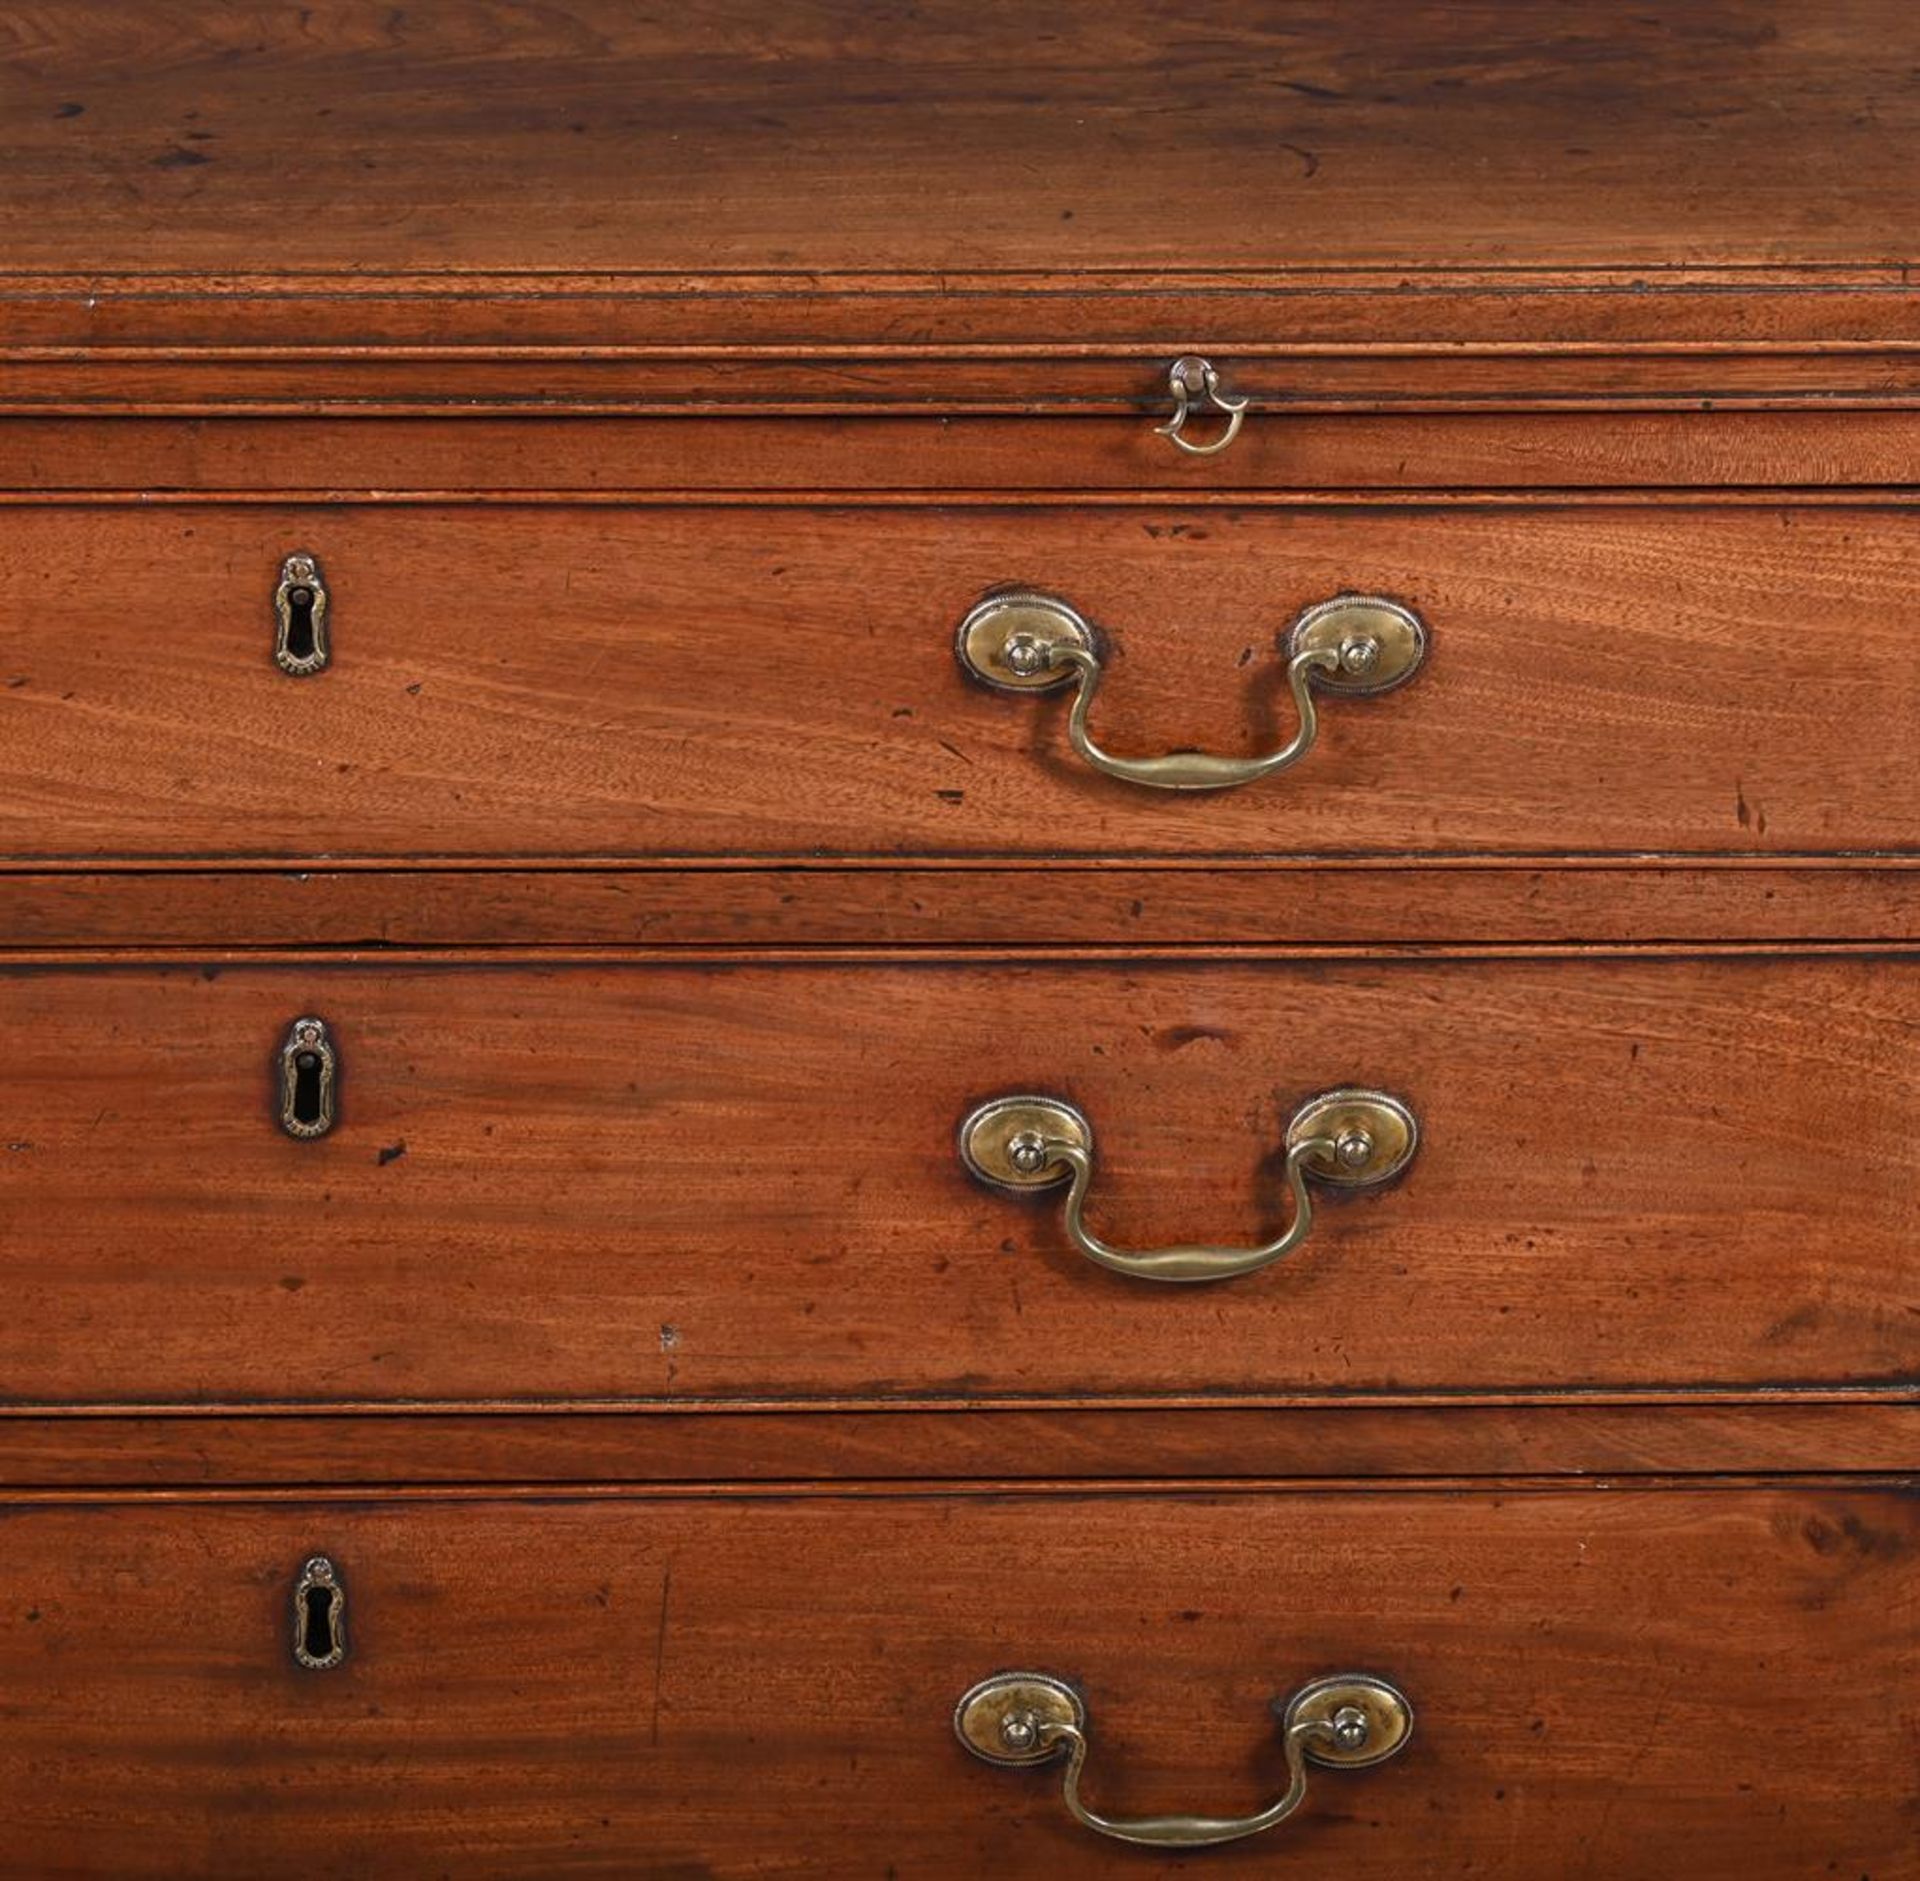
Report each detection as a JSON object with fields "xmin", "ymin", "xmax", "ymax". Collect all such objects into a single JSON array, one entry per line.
[
  {"xmin": 955, "ymin": 590, "xmax": 1426, "ymax": 793},
  {"xmin": 960, "ymin": 1087, "xmax": 1418, "ymax": 1285},
  {"xmin": 956, "ymin": 1670, "xmax": 1414, "ymax": 1849}
]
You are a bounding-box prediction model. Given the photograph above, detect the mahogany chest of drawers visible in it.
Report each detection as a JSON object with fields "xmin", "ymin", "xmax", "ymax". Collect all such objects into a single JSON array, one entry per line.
[{"xmin": 1, "ymin": 3, "xmax": 1914, "ymax": 1875}]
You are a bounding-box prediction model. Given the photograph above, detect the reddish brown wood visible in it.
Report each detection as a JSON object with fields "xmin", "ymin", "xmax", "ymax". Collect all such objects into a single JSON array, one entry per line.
[
  {"xmin": 10, "ymin": 348, "xmax": 1920, "ymax": 415},
  {"xmin": 1, "ymin": 953, "xmax": 1912, "ymax": 1403},
  {"xmin": 5, "ymin": 274, "xmax": 1920, "ymax": 356},
  {"xmin": 3, "ymin": 503, "xmax": 1918, "ymax": 864},
  {"xmin": 0, "ymin": 1485, "xmax": 1911, "ymax": 1877},
  {"xmin": 11, "ymin": 276, "xmax": 1920, "ymax": 360},
  {"xmin": 4, "ymin": 411, "xmax": 1919, "ymax": 492},
  {"xmin": 3, "ymin": 5, "xmax": 1913, "ymax": 1864},
  {"xmin": 0, "ymin": 1403, "xmax": 1909, "ymax": 1488},
  {"xmin": 4, "ymin": 1, "xmax": 1918, "ymax": 281},
  {"xmin": 8, "ymin": 861, "xmax": 1918, "ymax": 948}
]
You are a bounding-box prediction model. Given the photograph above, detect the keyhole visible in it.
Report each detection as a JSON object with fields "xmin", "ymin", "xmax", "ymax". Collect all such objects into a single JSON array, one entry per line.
[
  {"xmin": 273, "ymin": 552, "xmax": 329, "ymax": 676},
  {"xmin": 283, "ymin": 586, "xmax": 316, "ymax": 665},
  {"xmin": 302, "ymin": 1585, "xmax": 336, "ymax": 1661},
  {"xmin": 292, "ymin": 1555, "xmax": 347, "ymax": 1669},
  {"xmin": 278, "ymin": 1017, "xmax": 337, "ymax": 1140},
  {"xmin": 291, "ymin": 1050, "xmax": 323, "ymax": 1129}
]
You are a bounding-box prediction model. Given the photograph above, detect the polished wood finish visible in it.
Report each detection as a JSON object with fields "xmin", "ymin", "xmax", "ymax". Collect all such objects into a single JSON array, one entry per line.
[
  {"xmin": 0, "ymin": 1485, "xmax": 1912, "ymax": 1877},
  {"xmin": 6, "ymin": 411, "xmax": 1920, "ymax": 491},
  {"xmin": 4, "ymin": 4, "xmax": 1914, "ymax": 1865},
  {"xmin": 4, "ymin": 503, "xmax": 1918, "ymax": 864},
  {"xmin": 3, "ymin": 953, "xmax": 1911, "ymax": 1403},
  {"xmin": 4, "ymin": 2, "xmax": 1917, "ymax": 279},
  {"xmin": 5, "ymin": 272, "xmax": 1919, "ymax": 359},
  {"xmin": 15, "ymin": 346, "xmax": 1920, "ymax": 417},
  {"xmin": 0, "ymin": 1403, "xmax": 1910, "ymax": 1488},
  {"xmin": 11, "ymin": 861, "xmax": 1919, "ymax": 949}
]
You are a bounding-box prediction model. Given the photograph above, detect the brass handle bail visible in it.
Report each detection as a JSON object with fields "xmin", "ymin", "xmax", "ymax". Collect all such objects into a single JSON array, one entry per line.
[
  {"xmin": 955, "ymin": 1670, "xmax": 1413, "ymax": 1848},
  {"xmin": 956, "ymin": 590, "xmax": 1426, "ymax": 792},
  {"xmin": 960, "ymin": 1087, "xmax": 1417, "ymax": 1284},
  {"xmin": 1153, "ymin": 354, "xmax": 1249, "ymax": 456}
]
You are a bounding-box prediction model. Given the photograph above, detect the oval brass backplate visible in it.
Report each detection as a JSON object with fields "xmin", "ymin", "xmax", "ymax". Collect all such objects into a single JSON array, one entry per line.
[
  {"xmin": 955, "ymin": 592, "xmax": 1097, "ymax": 691},
  {"xmin": 1286, "ymin": 595, "xmax": 1426, "ymax": 694},
  {"xmin": 1282, "ymin": 1674, "xmax": 1414, "ymax": 1768},
  {"xmin": 954, "ymin": 1672, "xmax": 1085, "ymax": 1766},
  {"xmin": 958, "ymin": 1094, "xmax": 1093, "ymax": 1191},
  {"xmin": 1285, "ymin": 1088, "xmax": 1419, "ymax": 1186}
]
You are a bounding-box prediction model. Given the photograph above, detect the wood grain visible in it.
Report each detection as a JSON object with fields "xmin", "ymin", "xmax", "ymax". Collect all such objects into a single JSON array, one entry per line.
[
  {"xmin": 4, "ymin": 7, "xmax": 1912, "ymax": 1862},
  {"xmin": 3, "ymin": 503, "xmax": 1918, "ymax": 863},
  {"xmin": 11, "ymin": 347, "xmax": 1920, "ymax": 415},
  {"xmin": 0, "ymin": 1402, "xmax": 1911, "ymax": 1488},
  {"xmin": 1, "ymin": 953, "xmax": 1912, "ymax": 1403},
  {"xmin": 5, "ymin": 411, "xmax": 1919, "ymax": 492},
  {"xmin": 10, "ymin": 862, "xmax": 1918, "ymax": 948},
  {"xmin": 3, "ymin": 1, "xmax": 1918, "ymax": 275},
  {"xmin": 0, "ymin": 1485, "xmax": 1911, "ymax": 1877},
  {"xmin": 5, "ymin": 273, "xmax": 1919, "ymax": 356}
]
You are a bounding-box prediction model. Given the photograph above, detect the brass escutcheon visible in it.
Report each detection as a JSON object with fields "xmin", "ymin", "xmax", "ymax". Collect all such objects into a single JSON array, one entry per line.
[
  {"xmin": 273, "ymin": 552, "xmax": 331, "ymax": 676},
  {"xmin": 291, "ymin": 1555, "xmax": 347, "ymax": 1670},
  {"xmin": 276, "ymin": 1016, "xmax": 338, "ymax": 1140}
]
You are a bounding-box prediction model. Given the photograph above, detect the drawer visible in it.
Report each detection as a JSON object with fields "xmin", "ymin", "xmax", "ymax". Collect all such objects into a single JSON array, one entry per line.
[
  {"xmin": 0, "ymin": 1485, "xmax": 1911, "ymax": 1877},
  {"xmin": 4, "ymin": 411, "xmax": 1919, "ymax": 491},
  {"xmin": 3, "ymin": 503, "xmax": 1918, "ymax": 864},
  {"xmin": 3, "ymin": 953, "xmax": 1911, "ymax": 1404}
]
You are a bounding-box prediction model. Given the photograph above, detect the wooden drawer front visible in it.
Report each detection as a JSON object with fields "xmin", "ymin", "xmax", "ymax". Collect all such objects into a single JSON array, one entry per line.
[
  {"xmin": 4, "ymin": 954, "xmax": 1912, "ymax": 1404},
  {"xmin": 0, "ymin": 1486, "xmax": 1910, "ymax": 1878},
  {"xmin": 3, "ymin": 504, "xmax": 1917, "ymax": 864},
  {"xmin": 5, "ymin": 412, "xmax": 1920, "ymax": 492}
]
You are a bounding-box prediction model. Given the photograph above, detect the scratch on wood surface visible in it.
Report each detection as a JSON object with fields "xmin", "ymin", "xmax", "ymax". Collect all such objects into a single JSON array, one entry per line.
[{"xmin": 650, "ymin": 1562, "xmax": 673, "ymax": 1746}]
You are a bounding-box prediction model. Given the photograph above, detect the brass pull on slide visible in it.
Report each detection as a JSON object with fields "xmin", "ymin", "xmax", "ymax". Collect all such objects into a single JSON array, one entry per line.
[
  {"xmin": 273, "ymin": 552, "xmax": 330, "ymax": 676},
  {"xmin": 292, "ymin": 1556, "xmax": 348, "ymax": 1670},
  {"xmin": 1153, "ymin": 354, "xmax": 1249, "ymax": 456},
  {"xmin": 276, "ymin": 1016, "xmax": 338, "ymax": 1140},
  {"xmin": 960, "ymin": 1087, "xmax": 1416, "ymax": 1284},
  {"xmin": 956, "ymin": 591, "xmax": 1425, "ymax": 792},
  {"xmin": 955, "ymin": 1670, "xmax": 1412, "ymax": 1849}
]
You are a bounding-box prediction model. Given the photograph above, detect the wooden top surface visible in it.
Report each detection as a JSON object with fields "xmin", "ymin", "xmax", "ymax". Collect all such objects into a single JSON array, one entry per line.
[
  {"xmin": 4, "ymin": 0, "xmax": 1916, "ymax": 276},
  {"xmin": 2, "ymin": 1, "xmax": 1916, "ymax": 354}
]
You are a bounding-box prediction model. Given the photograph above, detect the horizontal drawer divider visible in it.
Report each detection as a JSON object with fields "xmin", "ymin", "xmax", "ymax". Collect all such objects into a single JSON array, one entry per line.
[
  {"xmin": 6, "ymin": 1385, "xmax": 1916, "ymax": 1414},
  {"xmin": 0, "ymin": 1472, "xmax": 1912, "ymax": 1505},
  {"xmin": 6, "ymin": 413, "xmax": 1920, "ymax": 493},
  {"xmin": 2, "ymin": 1404, "xmax": 1912, "ymax": 1488},
  {"xmin": 2, "ymin": 940, "xmax": 1915, "ymax": 965},
  {"xmin": 7, "ymin": 486, "xmax": 1920, "ymax": 506}
]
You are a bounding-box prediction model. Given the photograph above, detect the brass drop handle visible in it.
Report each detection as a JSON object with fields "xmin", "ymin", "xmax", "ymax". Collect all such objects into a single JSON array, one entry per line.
[
  {"xmin": 956, "ymin": 1670, "xmax": 1413, "ymax": 1849},
  {"xmin": 1153, "ymin": 354, "xmax": 1249, "ymax": 456},
  {"xmin": 955, "ymin": 591, "xmax": 1426, "ymax": 792},
  {"xmin": 960, "ymin": 1087, "xmax": 1416, "ymax": 1283}
]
